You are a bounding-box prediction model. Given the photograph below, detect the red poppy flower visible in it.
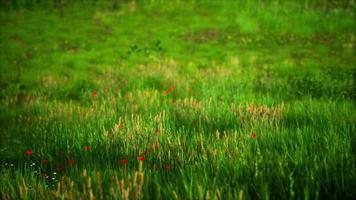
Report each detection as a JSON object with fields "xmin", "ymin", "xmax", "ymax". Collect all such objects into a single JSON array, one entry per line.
[
  {"xmin": 92, "ymin": 90, "xmax": 98, "ymax": 97},
  {"xmin": 251, "ymin": 133, "xmax": 256, "ymax": 139},
  {"xmin": 163, "ymin": 86, "xmax": 175, "ymax": 96},
  {"xmin": 83, "ymin": 145, "xmax": 90, "ymax": 151},
  {"xmin": 67, "ymin": 159, "xmax": 75, "ymax": 166},
  {"xmin": 137, "ymin": 156, "xmax": 145, "ymax": 161},
  {"xmin": 120, "ymin": 159, "xmax": 128, "ymax": 166},
  {"xmin": 25, "ymin": 149, "xmax": 33, "ymax": 156},
  {"xmin": 42, "ymin": 159, "xmax": 49, "ymax": 165}
]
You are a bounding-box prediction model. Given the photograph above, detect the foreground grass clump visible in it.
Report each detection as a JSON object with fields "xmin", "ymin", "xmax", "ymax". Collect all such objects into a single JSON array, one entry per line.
[{"xmin": 0, "ymin": 0, "xmax": 355, "ymax": 199}]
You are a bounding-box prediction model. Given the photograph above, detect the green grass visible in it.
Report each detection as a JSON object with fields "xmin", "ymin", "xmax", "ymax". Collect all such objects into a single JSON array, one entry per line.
[{"xmin": 0, "ymin": 0, "xmax": 355, "ymax": 199}]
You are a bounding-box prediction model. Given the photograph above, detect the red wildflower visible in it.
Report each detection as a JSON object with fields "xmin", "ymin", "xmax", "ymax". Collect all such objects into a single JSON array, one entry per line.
[
  {"xmin": 251, "ymin": 133, "xmax": 256, "ymax": 139},
  {"xmin": 163, "ymin": 85, "xmax": 175, "ymax": 96},
  {"xmin": 137, "ymin": 156, "xmax": 145, "ymax": 161},
  {"xmin": 42, "ymin": 159, "xmax": 49, "ymax": 165},
  {"xmin": 83, "ymin": 145, "xmax": 90, "ymax": 151},
  {"xmin": 120, "ymin": 159, "xmax": 128, "ymax": 166},
  {"xmin": 67, "ymin": 159, "xmax": 75, "ymax": 166},
  {"xmin": 92, "ymin": 90, "xmax": 98, "ymax": 97},
  {"xmin": 25, "ymin": 149, "xmax": 33, "ymax": 156}
]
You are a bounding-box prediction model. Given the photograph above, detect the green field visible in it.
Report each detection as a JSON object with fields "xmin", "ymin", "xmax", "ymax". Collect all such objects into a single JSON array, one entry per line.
[{"xmin": 0, "ymin": 0, "xmax": 355, "ymax": 199}]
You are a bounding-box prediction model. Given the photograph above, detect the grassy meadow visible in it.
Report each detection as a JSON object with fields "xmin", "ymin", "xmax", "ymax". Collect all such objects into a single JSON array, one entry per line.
[{"xmin": 0, "ymin": 0, "xmax": 355, "ymax": 199}]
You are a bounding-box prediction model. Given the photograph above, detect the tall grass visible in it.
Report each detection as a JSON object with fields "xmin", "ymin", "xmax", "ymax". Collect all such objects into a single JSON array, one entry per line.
[{"xmin": 0, "ymin": 0, "xmax": 355, "ymax": 199}]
